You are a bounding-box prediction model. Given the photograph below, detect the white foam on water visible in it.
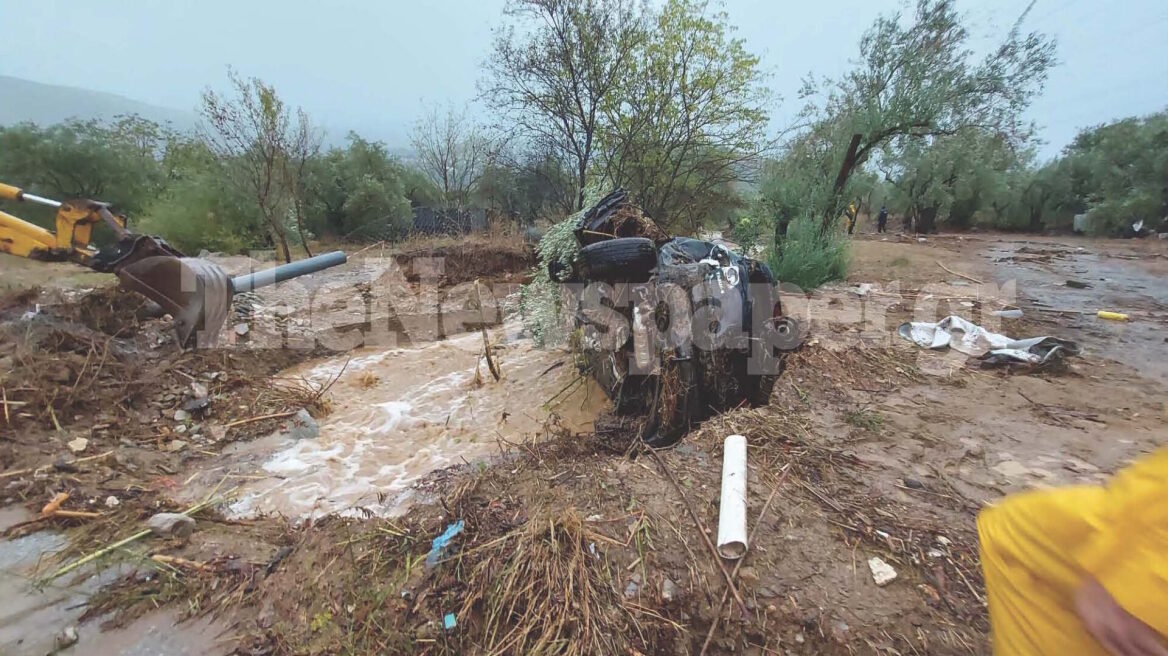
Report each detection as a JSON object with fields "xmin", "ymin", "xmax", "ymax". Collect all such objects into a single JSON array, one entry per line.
[{"xmin": 227, "ymin": 325, "xmax": 606, "ymax": 520}]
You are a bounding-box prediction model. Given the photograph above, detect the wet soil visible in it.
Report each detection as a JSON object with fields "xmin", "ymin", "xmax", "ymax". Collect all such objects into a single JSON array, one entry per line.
[
  {"xmin": 393, "ymin": 240, "xmax": 536, "ymax": 286},
  {"xmin": 2, "ymin": 233, "xmax": 1166, "ymax": 655}
]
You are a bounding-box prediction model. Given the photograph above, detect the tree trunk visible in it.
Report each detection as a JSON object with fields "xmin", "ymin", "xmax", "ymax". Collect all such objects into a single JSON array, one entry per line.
[
  {"xmin": 916, "ymin": 206, "xmax": 938, "ymax": 234},
  {"xmin": 575, "ymin": 159, "xmax": 588, "ymax": 211},
  {"xmin": 269, "ymin": 220, "xmax": 292, "ymax": 263},
  {"xmin": 293, "ymin": 199, "xmax": 314, "ymax": 257},
  {"xmin": 819, "ymin": 133, "xmax": 863, "ymax": 236},
  {"xmin": 773, "ymin": 211, "xmax": 791, "ymax": 258}
]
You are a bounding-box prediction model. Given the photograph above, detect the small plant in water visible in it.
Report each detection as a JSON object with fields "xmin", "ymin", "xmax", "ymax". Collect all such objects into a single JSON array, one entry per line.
[{"xmin": 844, "ymin": 406, "xmax": 884, "ymax": 432}]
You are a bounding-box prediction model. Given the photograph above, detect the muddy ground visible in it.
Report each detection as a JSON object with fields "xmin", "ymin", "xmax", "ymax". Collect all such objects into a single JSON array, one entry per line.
[{"xmin": 1, "ymin": 232, "xmax": 1165, "ymax": 655}]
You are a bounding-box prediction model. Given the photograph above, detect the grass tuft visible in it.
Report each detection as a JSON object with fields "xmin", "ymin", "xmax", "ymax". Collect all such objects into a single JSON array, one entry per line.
[{"xmin": 843, "ymin": 406, "xmax": 885, "ymax": 432}]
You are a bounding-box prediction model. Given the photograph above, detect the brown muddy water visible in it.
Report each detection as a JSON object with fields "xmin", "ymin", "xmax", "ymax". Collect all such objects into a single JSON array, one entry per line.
[
  {"xmin": 221, "ymin": 323, "xmax": 607, "ymax": 519},
  {"xmin": 984, "ymin": 240, "xmax": 1168, "ymax": 384}
]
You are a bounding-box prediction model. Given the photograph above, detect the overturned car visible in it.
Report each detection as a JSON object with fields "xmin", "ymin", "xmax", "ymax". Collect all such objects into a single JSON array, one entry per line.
[{"xmin": 552, "ymin": 189, "xmax": 803, "ymax": 447}]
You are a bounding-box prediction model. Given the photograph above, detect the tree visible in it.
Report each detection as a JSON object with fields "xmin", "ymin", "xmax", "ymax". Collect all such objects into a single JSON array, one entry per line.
[
  {"xmin": 410, "ymin": 105, "xmax": 491, "ymax": 208},
  {"xmin": 1052, "ymin": 112, "xmax": 1168, "ymax": 234},
  {"xmin": 475, "ymin": 144, "xmax": 576, "ymax": 223},
  {"xmin": 0, "ymin": 117, "xmax": 167, "ymax": 218},
  {"xmin": 788, "ymin": 0, "xmax": 1056, "ymax": 232},
  {"xmin": 483, "ymin": 0, "xmax": 645, "ymax": 211},
  {"xmin": 600, "ymin": 0, "xmax": 769, "ymax": 232},
  {"xmin": 280, "ymin": 107, "xmax": 323, "ymax": 255},
  {"xmin": 302, "ymin": 134, "xmax": 415, "ymax": 241},
  {"xmin": 138, "ymin": 158, "xmax": 268, "ymax": 255},
  {"xmin": 882, "ymin": 129, "xmax": 1021, "ymax": 232},
  {"xmin": 200, "ymin": 69, "xmax": 319, "ymax": 262}
]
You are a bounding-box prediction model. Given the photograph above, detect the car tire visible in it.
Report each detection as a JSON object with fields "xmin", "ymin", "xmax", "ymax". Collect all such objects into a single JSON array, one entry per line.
[
  {"xmin": 642, "ymin": 354, "xmax": 696, "ymax": 448},
  {"xmin": 580, "ymin": 238, "xmax": 657, "ymax": 283},
  {"xmin": 696, "ymin": 348, "xmax": 747, "ymax": 412},
  {"xmin": 745, "ymin": 359, "xmax": 784, "ymax": 407}
]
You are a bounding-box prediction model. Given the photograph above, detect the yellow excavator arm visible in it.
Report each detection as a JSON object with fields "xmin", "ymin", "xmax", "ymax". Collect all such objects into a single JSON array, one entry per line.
[
  {"xmin": 0, "ymin": 181, "xmax": 348, "ymax": 347},
  {"xmin": 0, "ymin": 181, "xmax": 129, "ymax": 265}
]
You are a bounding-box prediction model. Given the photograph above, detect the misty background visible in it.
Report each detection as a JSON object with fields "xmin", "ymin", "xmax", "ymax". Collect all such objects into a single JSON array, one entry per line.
[{"xmin": 3, "ymin": 0, "xmax": 1166, "ymax": 159}]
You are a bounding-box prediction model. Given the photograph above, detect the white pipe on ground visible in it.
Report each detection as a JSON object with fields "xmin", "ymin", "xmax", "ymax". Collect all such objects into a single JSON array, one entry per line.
[{"xmin": 716, "ymin": 434, "xmax": 748, "ymax": 559}]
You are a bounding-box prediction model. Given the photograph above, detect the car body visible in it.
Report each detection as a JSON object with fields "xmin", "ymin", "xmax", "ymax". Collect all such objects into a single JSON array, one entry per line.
[{"xmin": 555, "ymin": 189, "xmax": 801, "ymax": 446}]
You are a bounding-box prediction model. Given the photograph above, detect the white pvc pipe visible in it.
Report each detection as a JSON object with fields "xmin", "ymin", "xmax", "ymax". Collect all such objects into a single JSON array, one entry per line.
[{"xmin": 716, "ymin": 434, "xmax": 748, "ymax": 559}]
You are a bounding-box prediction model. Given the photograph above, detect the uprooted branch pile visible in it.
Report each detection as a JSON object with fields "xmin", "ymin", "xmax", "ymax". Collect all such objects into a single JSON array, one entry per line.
[
  {"xmin": 0, "ymin": 288, "xmax": 330, "ymax": 437},
  {"xmin": 457, "ymin": 509, "xmax": 632, "ymax": 655}
]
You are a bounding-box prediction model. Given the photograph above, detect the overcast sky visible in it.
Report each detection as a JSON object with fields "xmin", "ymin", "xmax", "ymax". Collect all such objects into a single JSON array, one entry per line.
[{"xmin": 2, "ymin": 0, "xmax": 1166, "ymax": 159}]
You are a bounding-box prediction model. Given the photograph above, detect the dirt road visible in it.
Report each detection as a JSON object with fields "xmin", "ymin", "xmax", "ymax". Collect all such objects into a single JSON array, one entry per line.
[{"xmin": 1, "ymin": 232, "xmax": 1165, "ymax": 654}]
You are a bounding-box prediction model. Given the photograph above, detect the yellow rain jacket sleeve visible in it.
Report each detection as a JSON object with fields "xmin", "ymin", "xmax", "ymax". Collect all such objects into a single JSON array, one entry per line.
[
  {"xmin": 979, "ymin": 446, "xmax": 1168, "ymax": 655},
  {"xmin": 1073, "ymin": 447, "xmax": 1168, "ymax": 637}
]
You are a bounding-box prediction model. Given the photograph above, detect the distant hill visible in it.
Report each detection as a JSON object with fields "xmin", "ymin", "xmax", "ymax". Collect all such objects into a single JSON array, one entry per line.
[
  {"xmin": 0, "ymin": 75, "xmax": 419, "ymax": 154},
  {"xmin": 0, "ymin": 75, "xmax": 197, "ymax": 132}
]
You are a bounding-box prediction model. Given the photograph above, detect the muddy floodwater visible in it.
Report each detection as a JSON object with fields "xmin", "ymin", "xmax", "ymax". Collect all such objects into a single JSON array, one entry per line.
[
  {"xmin": 224, "ymin": 324, "xmax": 607, "ymax": 519},
  {"xmin": 984, "ymin": 240, "xmax": 1168, "ymax": 384}
]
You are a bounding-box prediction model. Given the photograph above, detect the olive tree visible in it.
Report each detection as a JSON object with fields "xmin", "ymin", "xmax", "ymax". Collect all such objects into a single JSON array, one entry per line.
[{"xmin": 784, "ymin": 0, "xmax": 1056, "ymax": 232}]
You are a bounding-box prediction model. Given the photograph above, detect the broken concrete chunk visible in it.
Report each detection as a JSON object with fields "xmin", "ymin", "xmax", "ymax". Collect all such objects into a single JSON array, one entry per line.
[
  {"xmin": 624, "ymin": 572, "xmax": 641, "ymax": 599},
  {"xmin": 624, "ymin": 579, "xmax": 639, "ymax": 599},
  {"xmin": 147, "ymin": 512, "xmax": 196, "ymax": 539},
  {"xmin": 208, "ymin": 424, "xmax": 227, "ymax": 442},
  {"xmin": 67, "ymin": 437, "xmax": 88, "ymax": 453},
  {"xmin": 182, "ymin": 396, "xmax": 211, "ymax": 413},
  {"xmin": 56, "ymin": 625, "xmax": 79, "ymax": 649},
  {"xmin": 661, "ymin": 577, "xmax": 681, "ymax": 602},
  {"xmin": 993, "ymin": 460, "xmax": 1031, "ymax": 479},
  {"xmin": 285, "ymin": 408, "xmax": 320, "ymax": 441},
  {"xmin": 190, "ymin": 382, "xmax": 209, "ymax": 399},
  {"xmin": 234, "ymin": 323, "xmax": 250, "ymax": 336},
  {"xmin": 868, "ymin": 556, "xmax": 898, "ymax": 586}
]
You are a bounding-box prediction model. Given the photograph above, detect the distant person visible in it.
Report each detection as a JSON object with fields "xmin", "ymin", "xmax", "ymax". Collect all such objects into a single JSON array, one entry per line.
[
  {"xmin": 877, "ymin": 206, "xmax": 888, "ymax": 233},
  {"xmin": 978, "ymin": 446, "xmax": 1168, "ymax": 655},
  {"xmin": 845, "ymin": 202, "xmax": 858, "ymax": 235}
]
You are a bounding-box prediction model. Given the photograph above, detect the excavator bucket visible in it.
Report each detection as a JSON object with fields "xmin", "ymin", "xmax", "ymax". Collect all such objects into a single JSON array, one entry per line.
[{"xmin": 115, "ymin": 256, "xmax": 234, "ymax": 347}]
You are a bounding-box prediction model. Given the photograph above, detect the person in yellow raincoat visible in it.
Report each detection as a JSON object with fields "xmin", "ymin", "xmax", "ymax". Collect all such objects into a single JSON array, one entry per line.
[
  {"xmin": 845, "ymin": 202, "xmax": 858, "ymax": 235},
  {"xmin": 978, "ymin": 446, "xmax": 1168, "ymax": 655}
]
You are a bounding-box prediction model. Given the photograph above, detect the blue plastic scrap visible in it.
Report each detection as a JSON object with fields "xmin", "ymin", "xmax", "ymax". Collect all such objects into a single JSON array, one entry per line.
[
  {"xmin": 425, "ymin": 520, "xmax": 465, "ymax": 568},
  {"xmin": 443, "ymin": 613, "xmax": 457, "ymax": 630}
]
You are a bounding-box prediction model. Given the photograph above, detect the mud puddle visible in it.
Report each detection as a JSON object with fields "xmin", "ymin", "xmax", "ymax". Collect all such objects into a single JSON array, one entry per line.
[
  {"xmin": 219, "ymin": 323, "xmax": 606, "ymax": 519},
  {"xmin": 0, "ymin": 517, "xmax": 228, "ymax": 656},
  {"xmin": 985, "ymin": 241, "xmax": 1168, "ymax": 383}
]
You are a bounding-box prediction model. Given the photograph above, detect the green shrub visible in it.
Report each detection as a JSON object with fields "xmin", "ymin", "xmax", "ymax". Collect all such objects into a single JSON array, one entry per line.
[
  {"xmin": 766, "ymin": 215, "xmax": 849, "ymax": 290},
  {"xmin": 519, "ymin": 215, "xmax": 581, "ymax": 346},
  {"xmin": 730, "ymin": 215, "xmax": 764, "ymax": 255},
  {"xmin": 137, "ymin": 168, "xmax": 268, "ymax": 254},
  {"xmin": 1084, "ymin": 188, "xmax": 1160, "ymax": 236}
]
